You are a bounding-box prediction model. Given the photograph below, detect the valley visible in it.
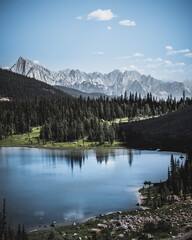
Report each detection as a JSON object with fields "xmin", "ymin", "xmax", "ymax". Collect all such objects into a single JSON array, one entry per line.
[
  {"xmin": 1, "ymin": 0, "xmax": 192, "ymax": 239},
  {"xmin": 1, "ymin": 68, "xmax": 192, "ymax": 239}
]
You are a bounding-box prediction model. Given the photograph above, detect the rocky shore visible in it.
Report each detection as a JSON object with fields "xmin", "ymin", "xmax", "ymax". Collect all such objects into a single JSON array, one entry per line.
[{"xmin": 29, "ymin": 194, "xmax": 192, "ymax": 240}]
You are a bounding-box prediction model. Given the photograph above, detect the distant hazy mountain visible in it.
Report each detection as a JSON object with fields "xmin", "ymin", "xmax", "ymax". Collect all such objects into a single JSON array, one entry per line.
[
  {"xmin": 54, "ymin": 85, "xmax": 110, "ymax": 98},
  {"xmin": 10, "ymin": 57, "xmax": 192, "ymax": 99}
]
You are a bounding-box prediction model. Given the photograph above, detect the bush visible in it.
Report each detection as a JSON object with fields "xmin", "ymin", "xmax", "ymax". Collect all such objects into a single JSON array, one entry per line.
[
  {"xmin": 157, "ymin": 220, "xmax": 171, "ymax": 232},
  {"xmin": 143, "ymin": 222, "xmax": 156, "ymax": 233}
]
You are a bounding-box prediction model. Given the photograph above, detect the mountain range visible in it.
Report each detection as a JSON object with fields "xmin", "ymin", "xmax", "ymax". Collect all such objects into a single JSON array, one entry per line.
[{"xmin": 10, "ymin": 57, "xmax": 192, "ymax": 99}]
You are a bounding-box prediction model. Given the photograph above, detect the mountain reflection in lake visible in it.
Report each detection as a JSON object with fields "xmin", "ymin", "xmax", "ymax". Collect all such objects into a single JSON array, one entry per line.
[{"xmin": 0, "ymin": 147, "xmax": 184, "ymax": 229}]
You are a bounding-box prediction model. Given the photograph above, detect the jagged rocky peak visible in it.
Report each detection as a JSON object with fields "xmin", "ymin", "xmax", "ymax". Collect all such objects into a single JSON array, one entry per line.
[
  {"xmin": 9, "ymin": 56, "xmax": 192, "ymax": 99},
  {"xmin": 11, "ymin": 56, "xmax": 30, "ymax": 75},
  {"xmin": 123, "ymin": 70, "xmax": 141, "ymax": 81},
  {"xmin": 11, "ymin": 57, "xmax": 55, "ymax": 84},
  {"xmin": 69, "ymin": 69, "xmax": 82, "ymax": 78}
]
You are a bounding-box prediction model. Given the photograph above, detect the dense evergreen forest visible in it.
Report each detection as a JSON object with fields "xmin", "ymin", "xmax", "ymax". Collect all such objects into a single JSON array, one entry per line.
[
  {"xmin": 0, "ymin": 68, "xmax": 68, "ymax": 100},
  {"xmin": 143, "ymin": 152, "xmax": 192, "ymax": 209},
  {"xmin": 0, "ymin": 90, "xmax": 191, "ymax": 144}
]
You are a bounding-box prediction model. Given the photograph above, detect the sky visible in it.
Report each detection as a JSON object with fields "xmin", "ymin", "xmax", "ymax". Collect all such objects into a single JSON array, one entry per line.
[{"xmin": 0, "ymin": 0, "xmax": 192, "ymax": 81}]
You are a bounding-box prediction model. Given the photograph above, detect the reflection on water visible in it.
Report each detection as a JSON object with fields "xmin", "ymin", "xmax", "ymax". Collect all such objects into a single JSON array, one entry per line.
[
  {"xmin": 42, "ymin": 149, "xmax": 136, "ymax": 169},
  {"xmin": 44, "ymin": 150, "xmax": 87, "ymax": 169},
  {"xmin": 128, "ymin": 149, "xmax": 133, "ymax": 166},
  {"xmin": 0, "ymin": 147, "xmax": 184, "ymax": 229}
]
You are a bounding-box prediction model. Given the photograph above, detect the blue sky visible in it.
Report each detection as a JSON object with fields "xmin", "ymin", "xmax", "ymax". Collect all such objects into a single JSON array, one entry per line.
[{"xmin": 0, "ymin": 0, "xmax": 192, "ymax": 81}]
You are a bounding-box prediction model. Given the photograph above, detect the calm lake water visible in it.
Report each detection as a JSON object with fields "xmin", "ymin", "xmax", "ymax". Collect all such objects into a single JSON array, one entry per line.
[{"xmin": 0, "ymin": 147, "xmax": 184, "ymax": 229}]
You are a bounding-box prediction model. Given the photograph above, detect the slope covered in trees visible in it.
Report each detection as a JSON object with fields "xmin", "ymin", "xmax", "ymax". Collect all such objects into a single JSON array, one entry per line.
[
  {"xmin": 120, "ymin": 103, "xmax": 192, "ymax": 151},
  {"xmin": 0, "ymin": 69, "xmax": 69, "ymax": 100}
]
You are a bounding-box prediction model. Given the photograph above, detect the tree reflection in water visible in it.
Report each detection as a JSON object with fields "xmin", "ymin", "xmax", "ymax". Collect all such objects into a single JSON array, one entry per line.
[
  {"xmin": 44, "ymin": 150, "xmax": 87, "ymax": 169},
  {"xmin": 42, "ymin": 149, "xmax": 141, "ymax": 170}
]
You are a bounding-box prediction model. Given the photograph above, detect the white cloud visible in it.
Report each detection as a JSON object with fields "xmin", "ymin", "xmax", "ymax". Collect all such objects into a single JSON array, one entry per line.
[
  {"xmin": 87, "ymin": 9, "xmax": 116, "ymax": 21},
  {"xmin": 166, "ymin": 47, "xmax": 190, "ymax": 55},
  {"xmin": 93, "ymin": 51, "xmax": 104, "ymax": 55},
  {"xmin": 164, "ymin": 60, "xmax": 172, "ymax": 65},
  {"xmin": 3, "ymin": 66, "xmax": 9, "ymax": 69},
  {"xmin": 146, "ymin": 58, "xmax": 185, "ymax": 68},
  {"xmin": 164, "ymin": 69, "xmax": 184, "ymax": 73},
  {"xmin": 120, "ymin": 67, "xmax": 129, "ymax": 72},
  {"xmin": 133, "ymin": 52, "xmax": 144, "ymax": 57},
  {"xmin": 107, "ymin": 26, "xmax": 112, "ymax": 30},
  {"xmin": 144, "ymin": 57, "xmax": 153, "ymax": 62},
  {"xmin": 146, "ymin": 63, "xmax": 162, "ymax": 68},
  {"xmin": 119, "ymin": 65, "xmax": 138, "ymax": 71},
  {"xmin": 165, "ymin": 46, "xmax": 173, "ymax": 50},
  {"xmin": 154, "ymin": 58, "xmax": 163, "ymax": 62},
  {"xmin": 144, "ymin": 57, "xmax": 162, "ymax": 63},
  {"xmin": 33, "ymin": 60, "xmax": 39, "ymax": 64},
  {"xmin": 76, "ymin": 16, "xmax": 83, "ymax": 20},
  {"xmin": 184, "ymin": 53, "xmax": 192, "ymax": 58},
  {"xmin": 130, "ymin": 65, "xmax": 136, "ymax": 69},
  {"xmin": 118, "ymin": 52, "xmax": 144, "ymax": 59},
  {"xmin": 119, "ymin": 19, "xmax": 136, "ymax": 26},
  {"xmin": 164, "ymin": 60, "xmax": 186, "ymax": 67},
  {"xmin": 117, "ymin": 56, "xmax": 131, "ymax": 59},
  {"xmin": 175, "ymin": 62, "xmax": 185, "ymax": 66}
]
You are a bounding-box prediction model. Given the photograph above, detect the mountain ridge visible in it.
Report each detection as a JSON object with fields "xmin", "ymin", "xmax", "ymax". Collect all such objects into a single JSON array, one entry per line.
[
  {"xmin": 10, "ymin": 56, "xmax": 192, "ymax": 99},
  {"xmin": 0, "ymin": 68, "xmax": 69, "ymax": 100}
]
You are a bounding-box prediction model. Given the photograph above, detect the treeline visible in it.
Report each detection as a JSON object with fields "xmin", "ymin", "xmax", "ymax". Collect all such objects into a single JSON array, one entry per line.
[
  {"xmin": 144, "ymin": 153, "xmax": 192, "ymax": 208},
  {"xmin": 40, "ymin": 117, "xmax": 116, "ymax": 144},
  {"xmin": 0, "ymin": 91, "xmax": 192, "ymax": 143}
]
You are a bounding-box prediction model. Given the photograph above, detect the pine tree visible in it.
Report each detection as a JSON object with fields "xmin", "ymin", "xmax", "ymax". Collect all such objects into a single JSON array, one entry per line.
[
  {"xmin": 108, "ymin": 127, "xmax": 115, "ymax": 145},
  {"xmin": 1, "ymin": 199, "xmax": 7, "ymax": 240},
  {"xmin": 21, "ymin": 225, "xmax": 28, "ymax": 240},
  {"xmin": 16, "ymin": 224, "xmax": 21, "ymax": 240}
]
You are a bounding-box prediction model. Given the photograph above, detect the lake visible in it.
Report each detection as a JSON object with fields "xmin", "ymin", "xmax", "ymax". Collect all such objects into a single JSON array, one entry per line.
[{"xmin": 0, "ymin": 147, "xmax": 184, "ymax": 230}]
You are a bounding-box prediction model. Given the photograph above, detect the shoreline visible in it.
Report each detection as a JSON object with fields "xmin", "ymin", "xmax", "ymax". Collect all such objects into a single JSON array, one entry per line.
[
  {"xmin": 0, "ymin": 144, "xmax": 126, "ymax": 150},
  {"xmin": 0, "ymin": 144, "xmax": 187, "ymax": 155},
  {"xmin": 25, "ymin": 190, "xmax": 148, "ymax": 234},
  {"xmin": 26, "ymin": 192, "xmax": 143, "ymax": 233},
  {"xmin": 28, "ymin": 192, "xmax": 192, "ymax": 239},
  {"xmin": 0, "ymin": 126, "xmax": 188, "ymax": 153},
  {"xmin": 27, "ymin": 205, "xmax": 143, "ymax": 234}
]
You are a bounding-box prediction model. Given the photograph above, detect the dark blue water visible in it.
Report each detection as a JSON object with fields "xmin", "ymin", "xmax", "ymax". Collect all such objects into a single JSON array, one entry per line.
[{"xmin": 0, "ymin": 147, "xmax": 184, "ymax": 229}]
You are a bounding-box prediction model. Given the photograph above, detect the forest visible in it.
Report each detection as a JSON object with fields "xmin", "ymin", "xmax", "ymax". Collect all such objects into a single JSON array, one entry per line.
[{"xmin": 0, "ymin": 91, "xmax": 192, "ymax": 145}]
